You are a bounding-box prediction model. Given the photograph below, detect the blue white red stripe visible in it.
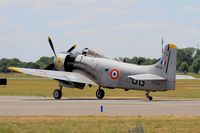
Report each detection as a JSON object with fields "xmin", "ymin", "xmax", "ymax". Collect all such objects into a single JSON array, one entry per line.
[{"xmin": 161, "ymin": 59, "xmax": 166, "ymax": 66}]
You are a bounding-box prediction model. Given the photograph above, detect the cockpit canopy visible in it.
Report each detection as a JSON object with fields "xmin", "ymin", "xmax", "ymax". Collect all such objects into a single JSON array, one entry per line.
[
  {"xmin": 82, "ymin": 48, "xmax": 105, "ymax": 58},
  {"xmin": 60, "ymin": 48, "xmax": 105, "ymax": 58}
]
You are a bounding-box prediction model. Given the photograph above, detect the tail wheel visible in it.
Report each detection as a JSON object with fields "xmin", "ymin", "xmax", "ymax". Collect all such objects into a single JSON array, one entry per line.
[
  {"xmin": 148, "ymin": 96, "xmax": 153, "ymax": 101},
  {"xmin": 96, "ymin": 89, "xmax": 105, "ymax": 99},
  {"xmin": 53, "ymin": 89, "xmax": 62, "ymax": 99},
  {"xmin": 145, "ymin": 91, "xmax": 153, "ymax": 101}
]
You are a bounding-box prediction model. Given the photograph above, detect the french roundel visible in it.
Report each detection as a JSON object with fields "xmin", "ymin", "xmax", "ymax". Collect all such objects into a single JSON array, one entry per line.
[{"xmin": 110, "ymin": 69, "xmax": 119, "ymax": 80}]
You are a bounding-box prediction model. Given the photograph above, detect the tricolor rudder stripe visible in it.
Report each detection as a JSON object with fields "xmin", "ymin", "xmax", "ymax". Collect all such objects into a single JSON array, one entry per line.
[{"xmin": 160, "ymin": 59, "xmax": 166, "ymax": 66}]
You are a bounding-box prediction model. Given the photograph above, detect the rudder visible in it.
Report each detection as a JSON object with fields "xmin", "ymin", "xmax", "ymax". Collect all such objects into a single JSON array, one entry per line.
[{"xmin": 155, "ymin": 44, "xmax": 177, "ymax": 89}]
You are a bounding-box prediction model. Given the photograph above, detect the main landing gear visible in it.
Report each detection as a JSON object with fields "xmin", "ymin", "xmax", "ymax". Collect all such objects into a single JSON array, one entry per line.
[
  {"xmin": 145, "ymin": 91, "xmax": 153, "ymax": 101},
  {"xmin": 53, "ymin": 86, "xmax": 63, "ymax": 100},
  {"xmin": 96, "ymin": 87, "xmax": 105, "ymax": 99}
]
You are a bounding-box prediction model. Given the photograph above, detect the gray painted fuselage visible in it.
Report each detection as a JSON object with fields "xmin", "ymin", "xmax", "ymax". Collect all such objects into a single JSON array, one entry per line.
[{"xmin": 73, "ymin": 55, "xmax": 168, "ymax": 91}]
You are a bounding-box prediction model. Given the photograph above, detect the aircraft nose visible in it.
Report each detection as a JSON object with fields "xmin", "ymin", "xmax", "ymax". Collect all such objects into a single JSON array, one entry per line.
[{"xmin": 54, "ymin": 54, "xmax": 66, "ymax": 70}]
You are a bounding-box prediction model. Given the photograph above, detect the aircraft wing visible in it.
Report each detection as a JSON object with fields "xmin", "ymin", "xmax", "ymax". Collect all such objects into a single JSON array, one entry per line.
[
  {"xmin": 128, "ymin": 74, "xmax": 166, "ymax": 81},
  {"xmin": 8, "ymin": 67, "xmax": 97, "ymax": 85}
]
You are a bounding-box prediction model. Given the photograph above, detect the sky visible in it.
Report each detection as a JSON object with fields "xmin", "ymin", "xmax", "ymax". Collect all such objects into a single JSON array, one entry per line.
[{"xmin": 0, "ymin": 0, "xmax": 200, "ymax": 61}]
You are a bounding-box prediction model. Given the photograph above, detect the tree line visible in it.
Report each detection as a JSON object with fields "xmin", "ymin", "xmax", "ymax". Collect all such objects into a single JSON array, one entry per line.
[
  {"xmin": 0, "ymin": 57, "xmax": 54, "ymax": 73},
  {"xmin": 0, "ymin": 47, "xmax": 200, "ymax": 73}
]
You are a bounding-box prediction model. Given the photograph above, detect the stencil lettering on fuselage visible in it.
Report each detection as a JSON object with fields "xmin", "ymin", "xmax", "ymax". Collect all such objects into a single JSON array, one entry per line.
[{"xmin": 131, "ymin": 79, "xmax": 145, "ymax": 86}]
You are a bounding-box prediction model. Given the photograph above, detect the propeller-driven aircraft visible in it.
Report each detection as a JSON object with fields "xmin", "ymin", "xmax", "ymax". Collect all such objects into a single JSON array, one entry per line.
[{"xmin": 8, "ymin": 37, "xmax": 193, "ymax": 100}]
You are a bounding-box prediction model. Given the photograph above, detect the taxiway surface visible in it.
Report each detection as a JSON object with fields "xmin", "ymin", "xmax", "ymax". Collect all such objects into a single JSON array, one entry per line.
[{"xmin": 0, "ymin": 96, "xmax": 200, "ymax": 116}]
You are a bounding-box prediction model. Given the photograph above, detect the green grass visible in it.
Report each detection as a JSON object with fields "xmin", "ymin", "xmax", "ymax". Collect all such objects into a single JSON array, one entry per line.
[
  {"xmin": 0, "ymin": 73, "xmax": 200, "ymax": 99},
  {"xmin": 0, "ymin": 73, "xmax": 200, "ymax": 133},
  {"xmin": 0, "ymin": 116, "xmax": 199, "ymax": 133}
]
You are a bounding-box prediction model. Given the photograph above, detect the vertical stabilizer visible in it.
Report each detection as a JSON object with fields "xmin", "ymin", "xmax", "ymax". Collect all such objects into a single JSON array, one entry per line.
[{"xmin": 155, "ymin": 44, "xmax": 177, "ymax": 89}]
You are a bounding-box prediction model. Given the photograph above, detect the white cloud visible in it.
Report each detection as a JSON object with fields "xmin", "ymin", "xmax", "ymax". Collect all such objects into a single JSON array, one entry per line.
[
  {"xmin": 65, "ymin": 29, "xmax": 103, "ymax": 38},
  {"xmin": 27, "ymin": 0, "xmax": 136, "ymax": 8},
  {"xmin": 138, "ymin": 9, "xmax": 165, "ymax": 16},
  {"xmin": 0, "ymin": 0, "xmax": 137, "ymax": 12},
  {"xmin": 113, "ymin": 21, "xmax": 175, "ymax": 31},
  {"xmin": 0, "ymin": 16, "xmax": 35, "ymax": 46},
  {"xmin": 0, "ymin": 0, "xmax": 14, "ymax": 6},
  {"xmin": 114, "ymin": 21, "xmax": 200, "ymax": 35},
  {"xmin": 97, "ymin": 0, "xmax": 137, "ymax": 14},
  {"xmin": 183, "ymin": 5, "xmax": 200, "ymax": 13},
  {"xmin": 0, "ymin": 16, "xmax": 22, "ymax": 30},
  {"xmin": 107, "ymin": 0, "xmax": 136, "ymax": 7},
  {"xmin": 0, "ymin": 0, "xmax": 100, "ymax": 8},
  {"xmin": 47, "ymin": 13, "xmax": 94, "ymax": 28},
  {"xmin": 109, "ymin": 20, "xmax": 200, "ymax": 48}
]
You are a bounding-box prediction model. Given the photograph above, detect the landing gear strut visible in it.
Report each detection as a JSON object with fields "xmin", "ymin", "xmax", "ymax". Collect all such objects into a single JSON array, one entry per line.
[
  {"xmin": 53, "ymin": 86, "xmax": 62, "ymax": 100},
  {"xmin": 145, "ymin": 91, "xmax": 153, "ymax": 101},
  {"xmin": 96, "ymin": 87, "xmax": 105, "ymax": 99}
]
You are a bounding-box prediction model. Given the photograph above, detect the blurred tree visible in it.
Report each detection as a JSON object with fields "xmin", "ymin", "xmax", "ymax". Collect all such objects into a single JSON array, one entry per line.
[
  {"xmin": 36, "ymin": 56, "xmax": 54, "ymax": 66},
  {"xmin": 177, "ymin": 48, "xmax": 196, "ymax": 67},
  {"xmin": 178, "ymin": 62, "xmax": 189, "ymax": 72},
  {"xmin": 191, "ymin": 57, "xmax": 200, "ymax": 73}
]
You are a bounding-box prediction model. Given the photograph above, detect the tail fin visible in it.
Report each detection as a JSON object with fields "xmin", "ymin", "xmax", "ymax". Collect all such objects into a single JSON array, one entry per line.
[{"xmin": 155, "ymin": 44, "xmax": 177, "ymax": 89}]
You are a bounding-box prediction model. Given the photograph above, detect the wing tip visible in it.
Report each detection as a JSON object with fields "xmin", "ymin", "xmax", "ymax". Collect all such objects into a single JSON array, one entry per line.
[{"xmin": 8, "ymin": 67, "xmax": 23, "ymax": 73}]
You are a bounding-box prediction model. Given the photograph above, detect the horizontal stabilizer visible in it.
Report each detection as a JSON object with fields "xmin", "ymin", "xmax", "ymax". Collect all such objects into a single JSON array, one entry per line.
[
  {"xmin": 128, "ymin": 74, "xmax": 166, "ymax": 81},
  {"xmin": 176, "ymin": 75, "xmax": 195, "ymax": 80}
]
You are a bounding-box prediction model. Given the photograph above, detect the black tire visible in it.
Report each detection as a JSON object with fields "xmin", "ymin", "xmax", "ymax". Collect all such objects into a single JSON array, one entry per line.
[
  {"xmin": 53, "ymin": 89, "xmax": 62, "ymax": 100},
  {"xmin": 96, "ymin": 89, "xmax": 105, "ymax": 99},
  {"xmin": 148, "ymin": 96, "xmax": 153, "ymax": 101}
]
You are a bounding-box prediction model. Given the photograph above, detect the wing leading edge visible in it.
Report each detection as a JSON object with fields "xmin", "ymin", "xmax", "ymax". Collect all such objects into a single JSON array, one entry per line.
[{"xmin": 8, "ymin": 67, "xmax": 97, "ymax": 85}]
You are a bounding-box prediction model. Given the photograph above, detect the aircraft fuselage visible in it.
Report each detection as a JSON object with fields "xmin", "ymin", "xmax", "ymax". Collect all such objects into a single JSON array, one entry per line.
[{"xmin": 73, "ymin": 55, "xmax": 169, "ymax": 91}]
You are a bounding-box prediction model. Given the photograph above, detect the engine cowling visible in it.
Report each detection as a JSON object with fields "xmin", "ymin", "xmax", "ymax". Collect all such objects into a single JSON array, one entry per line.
[
  {"xmin": 64, "ymin": 53, "xmax": 77, "ymax": 72},
  {"xmin": 54, "ymin": 53, "xmax": 77, "ymax": 71}
]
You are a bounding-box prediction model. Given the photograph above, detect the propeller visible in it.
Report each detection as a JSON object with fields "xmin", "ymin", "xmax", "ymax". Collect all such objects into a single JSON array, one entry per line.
[
  {"xmin": 67, "ymin": 44, "xmax": 76, "ymax": 52},
  {"xmin": 45, "ymin": 36, "xmax": 57, "ymax": 70},
  {"xmin": 45, "ymin": 36, "xmax": 77, "ymax": 70},
  {"xmin": 48, "ymin": 36, "xmax": 57, "ymax": 56}
]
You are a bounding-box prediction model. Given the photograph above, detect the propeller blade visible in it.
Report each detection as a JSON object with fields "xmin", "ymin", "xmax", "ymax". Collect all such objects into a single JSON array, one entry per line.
[
  {"xmin": 67, "ymin": 44, "xmax": 76, "ymax": 52},
  {"xmin": 48, "ymin": 36, "xmax": 56, "ymax": 56}
]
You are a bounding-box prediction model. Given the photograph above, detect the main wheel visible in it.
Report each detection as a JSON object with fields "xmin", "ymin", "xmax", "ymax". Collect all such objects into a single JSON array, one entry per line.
[
  {"xmin": 96, "ymin": 89, "xmax": 105, "ymax": 99},
  {"xmin": 53, "ymin": 89, "xmax": 62, "ymax": 100}
]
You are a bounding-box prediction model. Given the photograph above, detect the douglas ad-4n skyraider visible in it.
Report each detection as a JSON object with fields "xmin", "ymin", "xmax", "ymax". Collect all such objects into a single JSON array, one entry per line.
[{"xmin": 8, "ymin": 37, "xmax": 193, "ymax": 100}]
